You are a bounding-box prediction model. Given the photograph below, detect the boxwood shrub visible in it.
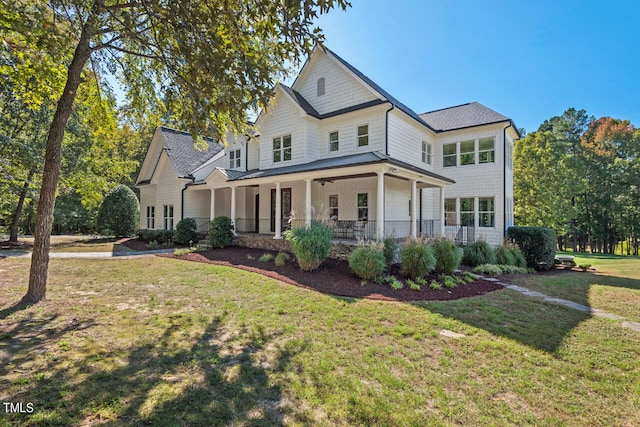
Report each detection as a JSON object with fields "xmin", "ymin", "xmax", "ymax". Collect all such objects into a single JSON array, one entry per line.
[
  {"xmin": 175, "ymin": 218, "xmax": 198, "ymax": 245},
  {"xmin": 96, "ymin": 185, "xmax": 139, "ymax": 237},
  {"xmin": 507, "ymin": 226, "xmax": 556, "ymax": 270},
  {"xmin": 209, "ymin": 216, "xmax": 235, "ymax": 248}
]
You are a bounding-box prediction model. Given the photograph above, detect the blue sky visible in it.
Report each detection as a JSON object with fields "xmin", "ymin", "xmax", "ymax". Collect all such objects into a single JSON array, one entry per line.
[{"xmin": 301, "ymin": 0, "xmax": 639, "ymax": 133}]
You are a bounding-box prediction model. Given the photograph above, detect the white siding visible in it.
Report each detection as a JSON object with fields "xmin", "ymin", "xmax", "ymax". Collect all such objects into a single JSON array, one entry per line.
[
  {"xmin": 257, "ymin": 90, "xmax": 307, "ymax": 170},
  {"xmin": 432, "ymin": 124, "xmax": 507, "ymax": 246},
  {"xmin": 152, "ymin": 153, "xmax": 186, "ymax": 228},
  {"xmin": 183, "ymin": 188, "xmax": 210, "ymax": 220},
  {"xmin": 137, "ymin": 130, "xmax": 165, "ymax": 183},
  {"xmin": 387, "ymin": 110, "xmax": 436, "ymax": 170},
  {"xmin": 316, "ymin": 108, "xmax": 386, "ymax": 158},
  {"xmin": 139, "ymin": 185, "xmax": 157, "ymax": 229},
  {"xmin": 312, "ymin": 177, "xmax": 378, "ymax": 222},
  {"xmin": 247, "ymin": 140, "xmax": 259, "ymax": 170},
  {"xmin": 294, "ymin": 52, "xmax": 379, "ymax": 115}
]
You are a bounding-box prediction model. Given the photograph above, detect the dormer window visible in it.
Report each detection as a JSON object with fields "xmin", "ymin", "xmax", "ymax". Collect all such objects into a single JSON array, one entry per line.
[{"xmin": 317, "ymin": 77, "xmax": 325, "ymax": 97}]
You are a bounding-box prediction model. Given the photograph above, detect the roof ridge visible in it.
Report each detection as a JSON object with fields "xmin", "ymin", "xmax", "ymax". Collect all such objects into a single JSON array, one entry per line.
[
  {"xmin": 160, "ymin": 126, "xmax": 216, "ymax": 142},
  {"xmin": 420, "ymin": 102, "xmax": 476, "ymax": 115}
]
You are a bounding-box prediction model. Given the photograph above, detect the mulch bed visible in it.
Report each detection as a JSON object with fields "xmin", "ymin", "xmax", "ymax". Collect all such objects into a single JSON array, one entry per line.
[
  {"xmin": 161, "ymin": 246, "xmax": 504, "ymax": 302},
  {"xmin": 0, "ymin": 240, "xmax": 32, "ymax": 250}
]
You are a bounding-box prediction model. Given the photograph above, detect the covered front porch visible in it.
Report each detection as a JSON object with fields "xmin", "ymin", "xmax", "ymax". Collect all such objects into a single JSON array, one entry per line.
[{"xmin": 184, "ymin": 156, "xmax": 474, "ymax": 243}]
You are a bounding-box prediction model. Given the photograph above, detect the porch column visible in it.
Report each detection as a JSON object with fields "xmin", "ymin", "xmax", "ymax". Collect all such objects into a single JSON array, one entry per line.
[
  {"xmin": 230, "ymin": 186, "xmax": 237, "ymax": 233},
  {"xmin": 305, "ymin": 179, "xmax": 312, "ymax": 228},
  {"xmin": 209, "ymin": 189, "xmax": 215, "ymax": 220},
  {"xmin": 411, "ymin": 179, "xmax": 417, "ymax": 238},
  {"xmin": 274, "ymin": 182, "xmax": 282, "ymax": 239},
  {"xmin": 440, "ymin": 187, "xmax": 445, "ymax": 236},
  {"xmin": 377, "ymin": 171, "xmax": 385, "ymax": 239}
]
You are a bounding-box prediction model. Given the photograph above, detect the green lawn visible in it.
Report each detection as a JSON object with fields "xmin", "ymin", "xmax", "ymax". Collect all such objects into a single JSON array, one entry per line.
[
  {"xmin": 1, "ymin": 256, "xmax": 639, "ymax": 426},
  {"xmin": 512, "ymin": 252, "xmax": 640, "ymax": 323}
]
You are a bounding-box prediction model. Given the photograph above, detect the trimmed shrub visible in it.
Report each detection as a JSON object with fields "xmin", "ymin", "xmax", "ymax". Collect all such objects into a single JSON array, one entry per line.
[
  {"xmin": 140, "ymin": 229, "xmax": 173, "ymax": 244},
  {"xmin": 209, "ymin": 216, "xmax": 234, "ymax": 248},
  {"xmin": 399, "ymin": 238, "xmax": 435, "ymax": 279},
  {"xmin": 495, "ymin": 245, "xmax": 516, "ymax": 266},
  {"xmin": 349, "ymin": 242, "xmax": 386, "ymax": 281},
  {"xmin": 462, "ymin": 239, "xmax": 496, "ymax": 267},
  {"xmin": 286, "ymin": 223, "xmax": 333, "ymax": 271},
  {"xmin": 431, "ymin": 237, "xmax": 463, "ymax": 275},
  {"xmin": 507, "ymin": 226, "xmax": 556, "ymax": 270},
  {"xmin": 175, "ymin": 218, "xmax": 198, "ymax": 245},
  {"xmin": 96, "ymin": 185, "xmax": 139, "ymax": 237},
  {"xmin": 382, "ymin": 237, "xmax": 396, "ymax": 267}
]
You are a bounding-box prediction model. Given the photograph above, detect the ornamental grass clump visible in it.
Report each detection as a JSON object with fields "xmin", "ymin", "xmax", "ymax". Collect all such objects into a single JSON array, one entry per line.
[
  {"xmin": 286, "ymin": 223, "xmax": 333, "ymax": 271},
  {"xmin": 431, "ymin": 237, "xmax": 463, "ymax": 275},
  {"xmin": 348, "ymin": 242, "xmax": 386, "ymax": 282},
  {"xmin": 495, "ymin": 245, "xmax": 516, "ymax": 266},
  {"xmin": 382, "ymin": 237, "xmax": 396, "ymax": 267},
  {"xmin": 462, "ymin": 239, "xmax": 496, "ymax": 267},
  {"xmin": 399, "ymin": 237, "xmax": 435, "ymax": 279}
]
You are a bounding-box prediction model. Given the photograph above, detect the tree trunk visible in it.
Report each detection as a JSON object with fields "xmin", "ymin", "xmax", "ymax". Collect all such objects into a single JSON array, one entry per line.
[
  {"xmin": 23, "ymin": 18, "xmax": 96, "ymax": 304},
  {"xmin": 9, "ymin": 169, "xmax": 36, "ymax": 242}
]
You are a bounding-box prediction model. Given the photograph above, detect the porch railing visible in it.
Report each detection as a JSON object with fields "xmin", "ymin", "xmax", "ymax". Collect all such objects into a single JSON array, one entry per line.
[{"xmin": 230, "ymin": 218, "xmax": 474, "ymax": 244}]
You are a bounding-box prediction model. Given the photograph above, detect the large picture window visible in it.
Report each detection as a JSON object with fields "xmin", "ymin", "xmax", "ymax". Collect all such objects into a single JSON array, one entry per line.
[
  {"xmin": 443, "ymin": 143, "xmax": 456, "ymax": 167},
  {"xmin": 479, "ymin": 137, "xmax": 495, "ymax": 164},
  {"xmin": 357, "ymin": 124, "xmax": 369, "ymax": 147},
  {"xmin": 163, "ymin": 205, "xmax": 174, "ymax": 230},
  {"xmin": 273, "ymin": 135, "xmax": 292, "ymax": 163},
  {"xmin": 357, "ymin": 193, "xmax": 368, "ymax": 220},
  {"xmin": 460, "ymin": 198, "xmax": 475, "ymax": 226},
  {"xmin": 479, "ymin": 197, "xmax": 495, "ymax": 227},
  {"xmin": 460, "ymin": 140, "xmax": 475, "ymax": 165}
]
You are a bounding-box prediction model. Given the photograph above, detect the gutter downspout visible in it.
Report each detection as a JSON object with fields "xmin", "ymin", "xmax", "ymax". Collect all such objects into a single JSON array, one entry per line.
[
  {"xmin": 503, "ymin": 124, "xmax": 509, "ymax": 240},
  {"xmin": 181, "ymin": 177, "xmax": 194, "ymax": 222},
  {"xmin": 384, "ymin": 102, "xmax": 395, "ymax": 156}
]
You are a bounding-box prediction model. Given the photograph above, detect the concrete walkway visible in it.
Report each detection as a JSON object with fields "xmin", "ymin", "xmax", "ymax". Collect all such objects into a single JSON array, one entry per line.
[{"xmin": 478, "ymin": 275, "xmax": 640, "ymax": 332}]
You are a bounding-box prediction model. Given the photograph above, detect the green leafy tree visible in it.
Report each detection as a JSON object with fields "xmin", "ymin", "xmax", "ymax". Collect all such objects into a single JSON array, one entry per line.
[
  {"xmin": 1, "ymin": 0, "xmax": 350, "ymax": 303},
  {"xmin": 96, "ymin": 185, "xmax": 139, "ymax": 236}
]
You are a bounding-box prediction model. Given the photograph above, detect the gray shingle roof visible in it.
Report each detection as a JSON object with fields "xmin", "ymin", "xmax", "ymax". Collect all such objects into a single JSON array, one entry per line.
[
  {"xmin": 160, "ymin": 127, "xmax": 224, "ymax": 178},
  {"xmin": 279, "ymin": 84, "xmax": 320, "ymax": 118},
  {"xmin": 419, "ymin": 102, "xmax": 510, "ymax": 132},
  {"xmin": 229, "ymin": 151, "xmax": 454, "ymax": 184}
]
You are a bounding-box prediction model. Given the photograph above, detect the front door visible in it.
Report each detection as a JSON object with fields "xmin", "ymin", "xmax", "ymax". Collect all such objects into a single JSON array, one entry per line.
[{"xmin": 270, "ymin": 188, "xmax": 291, "ymax": 232}]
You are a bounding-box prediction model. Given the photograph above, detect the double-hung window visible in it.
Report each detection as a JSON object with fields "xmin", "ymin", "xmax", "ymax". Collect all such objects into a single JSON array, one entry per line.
[
  {"xmin": 273, "ymin": 135, "xmax": 292, "ymax": 163},
  {"xmin": 146, "ymin": 206, "xmax": 155, "ymax": 229},
  {"xmin": 443, "ymin": 143, "xmax": 457, "ymax": 167},
  {"xmin": 163, "ymin": 205, "xmax": 174, "ymax": 230},
  {"xmin": 479, "ymin": 197, "xmax": 495, "ymax": 227},
  {"xmin": 329, "ymin": 131, "xmax": 339, "ymax": 152},
  {"xmin": 444, "ymin": 198, "xmax": 456, "ymax": 226},
  {"xmin": 229, "ymin": 149, "xmax": 241, "ymax": 168},
  {"xmin": 460, "ymin": 140, "xmax": 475, "ymax": 165},
  {"xmin": 329, "ymin": 195, "xmax": 338, "ymax": 219},
  {"xmin": 357, "ymin": 124, "xmax": 369, "ymax": 147},
  {"xmin": 460, "ymin": 198, "xmax": 475, "ymax": 226},
  {"xmin": 479, "ymin": 137, "xmax": 495, "ymax": 164},
  {"xmin": 357, "ymin": 193, "xmax": 368, "ymax": 220},
  {"xmin": 422, "ymin": 141, "xmax": 432, "ymax": 165}
]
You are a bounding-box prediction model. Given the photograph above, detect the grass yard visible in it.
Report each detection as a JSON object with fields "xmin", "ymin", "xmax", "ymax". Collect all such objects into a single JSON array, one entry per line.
[
  {"xmin": 512, "ymin": 252, "xmax": 640, "ymax": 323},
  {"xmin": 1, "ymin": 256, "xmax": 639, "ymax": 426}
]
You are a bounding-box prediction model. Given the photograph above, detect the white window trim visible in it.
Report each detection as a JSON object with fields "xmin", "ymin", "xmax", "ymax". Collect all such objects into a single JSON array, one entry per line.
[
  {"xmin": 478, "ymin": 196, "xmax": 496, "ymax": 228},
  {"xmin": 329, "ymin": 130, "xmax": 339, "ymax": 152},
  {"xmin": 478, "ymin": 137, "xmax": 495, "ymax": 164},
  {"xmin": 272, "ymin": 134, "xmax": 292, "ymax": 163},
  {"xmin": 357, "ymin": 124, "xmax": 369, "ymax": 147},
  {"xmin": 422, "ymin": 141, "xmax": 432, "ymax": 165}
]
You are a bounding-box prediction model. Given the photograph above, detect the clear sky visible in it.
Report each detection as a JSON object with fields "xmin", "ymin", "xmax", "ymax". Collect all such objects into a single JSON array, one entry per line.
[{"xmin": 301, "ymin": 0, "xmax": 639, "ymax": 133}]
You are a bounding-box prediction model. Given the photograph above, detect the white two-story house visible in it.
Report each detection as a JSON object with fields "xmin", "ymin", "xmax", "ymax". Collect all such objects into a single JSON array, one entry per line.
[{"xmin": 136, "ymin": 47, "xmax": 519, "ymax": 246}]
